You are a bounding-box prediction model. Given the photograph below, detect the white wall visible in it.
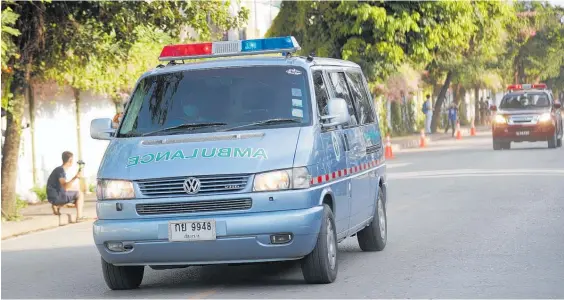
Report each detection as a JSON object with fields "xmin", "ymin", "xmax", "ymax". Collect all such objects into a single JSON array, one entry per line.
[{"xmin": 15, "ymin": 83, "xmax": 115, "ymax": 197}]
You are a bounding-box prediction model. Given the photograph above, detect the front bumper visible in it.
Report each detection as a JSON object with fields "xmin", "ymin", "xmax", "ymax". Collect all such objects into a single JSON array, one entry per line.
[
  {"xmin": 93, "ymin": 206, "xmax": 323, "ymax": 266},
  {"xmin": 492, "ymin": 123, "xmax": 555, "ymax": 142}
]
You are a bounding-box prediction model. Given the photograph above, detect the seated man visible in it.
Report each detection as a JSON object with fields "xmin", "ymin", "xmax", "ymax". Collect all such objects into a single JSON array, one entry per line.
[{"xmin": 46, "ymin": 151, "xmax": 85, "ymax": 221}]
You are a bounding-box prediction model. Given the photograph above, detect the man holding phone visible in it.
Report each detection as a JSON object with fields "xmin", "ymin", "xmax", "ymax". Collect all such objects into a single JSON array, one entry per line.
[{"xmin": 46, "ymin": 151, "xmax": 85, "ymax": 221}]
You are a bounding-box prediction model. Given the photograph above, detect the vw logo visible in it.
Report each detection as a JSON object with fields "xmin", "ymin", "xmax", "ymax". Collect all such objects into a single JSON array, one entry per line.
[{"xmin": 183, "ymin": 177, "xmax": 201, "ymax": 194}]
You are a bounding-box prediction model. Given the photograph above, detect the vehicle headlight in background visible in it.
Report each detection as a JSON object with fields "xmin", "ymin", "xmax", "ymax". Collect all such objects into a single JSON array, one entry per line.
[
  {"xmin": 97, "ymin": 179, "xmax": 135, "ymax": 200},
  {"xmin": 538, "ymin": 112, "xmax": 552, "ymax": 122},
  {"xmin": 494, "ymin": 115, "xmax": 506, "ymax": 124},
  {"xmin": 253, "ymin": 167, "xmax": 311, "ymax": 192}
]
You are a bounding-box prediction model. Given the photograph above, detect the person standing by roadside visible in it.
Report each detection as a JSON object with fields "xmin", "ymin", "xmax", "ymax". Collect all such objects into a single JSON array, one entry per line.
[
  {"xmin": 445, "ymin": 102, "xmax": 458, "ymax": 137},
  {"xmin": 422, "ymin": 94, "xmax": 433, "ymax": 134}
]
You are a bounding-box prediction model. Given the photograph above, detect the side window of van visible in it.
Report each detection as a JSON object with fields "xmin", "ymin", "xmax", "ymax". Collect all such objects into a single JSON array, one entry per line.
[
  {"xmin": 313, "ymin": 70, "xmax": 330, "ymax": 117},
  {"xmin": 327, "ymin": 72, "xmax": 358, "ymax": 126},
  {"xmin": 346, "ymin": 71, "xmax": 375, "ymax": 125}
]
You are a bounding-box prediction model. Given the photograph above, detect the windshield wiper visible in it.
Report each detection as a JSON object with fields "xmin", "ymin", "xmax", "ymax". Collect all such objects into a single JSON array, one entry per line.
[
  {"xmin": 222, "ymin": 118, "xmax": 302, "ymax": 132},
  {"xmin": 142, "ymin": 122, "xmax": 228, "ymax": 136}
]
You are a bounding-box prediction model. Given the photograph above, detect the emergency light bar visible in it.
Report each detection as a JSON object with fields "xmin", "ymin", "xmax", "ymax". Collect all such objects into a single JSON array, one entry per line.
[
  {"xmin": 506, "ymin": 83, "xmax": 547, "ymax": 91},
  {"xmin": 159, "ymin": 36, "xmax": 301, "ymax": 61}
]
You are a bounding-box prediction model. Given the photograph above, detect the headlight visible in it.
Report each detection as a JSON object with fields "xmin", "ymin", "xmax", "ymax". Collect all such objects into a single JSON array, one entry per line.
[
  {"xmin": 494, "ymin": 115, "xmax": 506, "ymax": 124},
  {"xmin": 97, "ymin": 179, "xmax": 135, "ymax": 200},
  {"xmin": 539, "ymin": 112, "xmax": 552, "ymax": 122},
  {"xmin": 253, "ymin": 167, "xmax": 311, "ymax": 192}
]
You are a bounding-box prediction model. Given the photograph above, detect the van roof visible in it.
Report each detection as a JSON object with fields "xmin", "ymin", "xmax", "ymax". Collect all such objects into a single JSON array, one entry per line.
[{"xmin": 141, "ymin": 56, "xmax": 361, "ymax": 79}]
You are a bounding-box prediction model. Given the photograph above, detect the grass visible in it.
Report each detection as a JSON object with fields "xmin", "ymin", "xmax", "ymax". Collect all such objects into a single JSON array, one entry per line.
[{"xmin": 31, "ymin": 185, "xmax": 48, "ymax": 202}]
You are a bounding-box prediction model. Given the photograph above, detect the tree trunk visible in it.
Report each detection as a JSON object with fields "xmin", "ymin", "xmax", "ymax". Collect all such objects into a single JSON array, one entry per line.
[
  {"xmin": 430, "ymin": 71, "xmax": 453, "ymax": 133},
  {"xmin": 1, "ymin": 68, "xmax": 29, "ymax": 219},
  {"xmin": 27, "ymin": 84, "xmax": 38, "ymax": 186},
  {"xmin": 474, "ymin": 87, "xmax": 480, "ymax": 125},
  {"xmin": 73, "ymin": 88, "xmax": 87, "ymax": 193}
]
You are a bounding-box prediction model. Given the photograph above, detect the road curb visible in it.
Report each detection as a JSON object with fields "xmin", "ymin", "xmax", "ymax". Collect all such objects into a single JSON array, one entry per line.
[
  {"xmin": 391, "ymin": 128, "xmax": 489, "ymax": 151},
  {"xmin": 1, "ymin": 213, "xmax": 96, "ymax": 240}
]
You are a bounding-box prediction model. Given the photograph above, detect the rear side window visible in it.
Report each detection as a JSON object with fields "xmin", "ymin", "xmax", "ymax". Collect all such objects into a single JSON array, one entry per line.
[
  {"xmin": 346, "ymin": 71, "xmax": 375, "ymax": 124},
  {"xmin": 327, "ymin": 72, "xmax": 358, "ymax": 126}
]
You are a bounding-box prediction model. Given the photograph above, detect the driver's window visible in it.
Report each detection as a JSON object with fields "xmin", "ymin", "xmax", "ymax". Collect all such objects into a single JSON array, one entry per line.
[{"xmin": 313, "ymin": 70, "xmax": 330, "ymax": 119}]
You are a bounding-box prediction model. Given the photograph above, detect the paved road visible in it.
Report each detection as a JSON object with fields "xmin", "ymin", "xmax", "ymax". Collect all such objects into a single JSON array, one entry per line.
[{"xmin": 3, "ymin": 133, "xmax": 564, "ymax": 298}]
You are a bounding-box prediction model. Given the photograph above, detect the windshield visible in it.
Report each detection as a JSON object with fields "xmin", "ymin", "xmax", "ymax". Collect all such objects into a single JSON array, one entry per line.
[
  {"xmin": 499, "ymin": 92, "xmax": 551, "ymax": 109},
  {"xmin": 118, "ymin": 66, "xmax": 311, "ymax": 137}
]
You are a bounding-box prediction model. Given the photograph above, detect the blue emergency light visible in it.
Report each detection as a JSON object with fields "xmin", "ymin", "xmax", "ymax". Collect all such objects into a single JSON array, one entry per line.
[{"xmin": 159, "ymin": 36, "xmax": 301, "ymax": 61}]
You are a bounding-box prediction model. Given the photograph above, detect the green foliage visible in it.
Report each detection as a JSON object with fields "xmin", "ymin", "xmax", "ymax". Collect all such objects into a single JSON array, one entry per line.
[
  {"xmin": 35, "ymin": 1, "xmax": 249, "ymax": 98},
  {"xmin": 89, "ymin": 183, "xmax": 96, "ymax": 193},
  {"xmin": 268, "ymin": 1, "xmax": 479, "ymax": 83},
  {"xmin": 31, "ymin": 186, "xmax": 47, "ymax": 202},
  {"xmin": 1, "ymin": 2, "xmax": 20, "ymax": 69}
]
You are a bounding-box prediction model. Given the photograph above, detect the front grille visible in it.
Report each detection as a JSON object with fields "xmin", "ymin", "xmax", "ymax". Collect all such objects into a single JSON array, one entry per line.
[
  {"xmin": 136, "ymin": 198, "xmax": 252, "ymax": 215},
  {"xmin": 137, "ymin": 174, "xmax": 250, "ymax": 198},
  {"xmin": 509, "ymin": 115, "xmax": 536, "ymax": 124}
]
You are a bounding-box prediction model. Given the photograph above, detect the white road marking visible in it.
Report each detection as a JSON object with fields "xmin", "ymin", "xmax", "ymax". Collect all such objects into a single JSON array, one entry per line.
[
  {"xmin": 386, "ymin": 162, "xmax": 412, "ymax": 169},
  {"xmin": 389, "ymin": 168, "xmax": 564, "ymax": 180}
]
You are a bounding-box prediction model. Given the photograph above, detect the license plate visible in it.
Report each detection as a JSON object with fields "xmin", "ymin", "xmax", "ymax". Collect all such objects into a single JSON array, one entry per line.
[
  {"xmin": 168, "ymin": 220, "xmax": 216, "ymax": 242},
  {"xmin": 516, "ymin": 131, "xmax": 530, "ymax": 136}
]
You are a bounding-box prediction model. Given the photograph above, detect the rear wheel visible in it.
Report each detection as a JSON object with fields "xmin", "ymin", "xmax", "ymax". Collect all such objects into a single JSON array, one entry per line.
[
  {"xmin": 557, "ymin": 138, "xmax": 562, "ymax": 148},
  {"xmin": 101, "ymin": 257, "xmax": 144, "ymax": 290},
  {"xmin": 357, "ymin": 188, "xmax": 387, "ymax": 252},
  {"xmin": 502, "ymin": 142, "xmax": 511, "ymax": 150},
  {"xmin": 493, "ymin": 140, "xmax": 502, "ymax": 150},
  {"xmin": 301, "ymin": 204, "xmax": 338, "ymax": 284}
]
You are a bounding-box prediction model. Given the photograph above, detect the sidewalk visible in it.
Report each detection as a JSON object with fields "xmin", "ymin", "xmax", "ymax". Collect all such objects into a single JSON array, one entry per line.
[
  {"xmin": 389, "ymin": 125, "xmax": 490, "ymax": 151},
  {"xmin": 1, "ymin": 194, "xmax": 97, "ymax": 240}
]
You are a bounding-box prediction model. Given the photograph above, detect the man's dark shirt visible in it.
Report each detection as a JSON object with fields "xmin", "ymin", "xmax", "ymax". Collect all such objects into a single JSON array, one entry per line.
[{"xmin": 46, "ymin": 166, "xmax": 66, "ymax": 202}]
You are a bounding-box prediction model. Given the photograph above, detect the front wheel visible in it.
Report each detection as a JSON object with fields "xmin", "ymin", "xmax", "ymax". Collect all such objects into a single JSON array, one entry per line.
[
  {"xmin": 357, "ymin": 188, "xmax": 387, "ymax": 251},
  {"xmin": 548, "ymin": 132, "xmax": 557, "ymax": 149},
  {"xmin": 101, "ymin": 257, "xmax": 144, "ymax": 290},
  {"xmin": 301, "ymin": 204, "xmax": 338, "ymax": 284},
  {"xmin": 493, "ymin": 140, "xmax": 502, "ymax": 150}
]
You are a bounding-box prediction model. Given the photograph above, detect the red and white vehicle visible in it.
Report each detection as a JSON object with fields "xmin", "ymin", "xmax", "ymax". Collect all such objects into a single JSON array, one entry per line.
[{"xmin": 491, "ymin": 83, "xmax": 563, "ymax": 150}]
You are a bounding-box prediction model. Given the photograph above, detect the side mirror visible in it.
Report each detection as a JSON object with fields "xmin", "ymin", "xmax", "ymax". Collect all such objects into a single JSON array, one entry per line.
[
  {"xmin": 321, "ymin": 98, "xmax": 351, "ymax": 127},
  {"xmin": 490, "ymin": 105, "xmax": 497, "ymax": 112},
  {"xmin": 554, "ymin": 102, "xmax": 561, "ymax": 109},
  {"xmin": 90, "ymin": 118, "xmax": 115, "ymax": 140}
]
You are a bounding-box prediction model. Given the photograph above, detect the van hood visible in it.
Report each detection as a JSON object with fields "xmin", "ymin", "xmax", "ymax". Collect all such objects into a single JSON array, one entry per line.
[{"xmin": 98, "ymin": 128, "xmax": 302, "ymax": 180}]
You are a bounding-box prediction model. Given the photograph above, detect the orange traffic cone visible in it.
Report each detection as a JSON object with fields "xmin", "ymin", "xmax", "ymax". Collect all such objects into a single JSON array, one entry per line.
[
  {"xmin": 455, "ymin": 121, "xmax": 462, "ymax": 140},
  {"xmin": 384, "ymin": 134, "xmax": 394, "ymax": 159},
  {"xmin": 470, "ymin": 119, "xmax": 476, "ymax": 136},
  {"xmin": 419, "ymin": 129, "xmax": 427, "ymax": 148}
]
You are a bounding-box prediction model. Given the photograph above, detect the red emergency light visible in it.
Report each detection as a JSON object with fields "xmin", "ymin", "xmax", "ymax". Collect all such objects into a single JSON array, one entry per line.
[
  {"xmin": 532, "ymin": 83, "xmax": 547, "ymax": 89},
  {"xmin": 506, "ymin": 83, "xmax": 547, "ymax": 91},
  {"xmin": 507, "ymin": 84, "xmax": 522, "ymax": 90},
  {"xmin": 159, "ymin": 43, "xmax": 213, "ymax": 60}
]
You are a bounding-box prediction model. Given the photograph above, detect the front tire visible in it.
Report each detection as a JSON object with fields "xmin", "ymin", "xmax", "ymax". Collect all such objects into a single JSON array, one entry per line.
[
  {"xmin": 101, "ymin": 257, "xmax": 144, "ymax": 290},
  {"xmin": 357, "ymin": 188, "xmax": 387, "ymax": 251},
  {"xmin": 301, "ymin": 204, "xmax": 338, "ymax": 284},
  {"xmin": 548, "ymin": 132, "xmax": 557, "ymax": 149}
]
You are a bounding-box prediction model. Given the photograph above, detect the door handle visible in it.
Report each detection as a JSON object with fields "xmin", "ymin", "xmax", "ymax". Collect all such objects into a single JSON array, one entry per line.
[{"xmin": 342, "ymin": 133, "xmax": 350, "ymax": 151}]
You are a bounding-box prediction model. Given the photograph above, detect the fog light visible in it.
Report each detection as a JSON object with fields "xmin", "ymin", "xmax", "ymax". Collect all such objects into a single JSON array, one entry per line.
[
  {"xmin": 106, "ymin": 242, "xmax": 125, "ymax": 252},
  {"xmin": 270, "ymin": 233, "xmax": 293, "ymax": 244}
]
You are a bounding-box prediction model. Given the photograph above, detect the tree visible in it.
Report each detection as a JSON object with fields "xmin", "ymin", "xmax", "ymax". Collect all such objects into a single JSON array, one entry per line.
[
  {"xmin": 426, "ymin": 1, "xmax": 514, "ymax": 132},
  {"xmin": 1, "ymin": 0, "xmax": 248, "ymax": 219},
  {"xmin": 268, "ymin": 1, "xmax": 477, "ymax": 86}
]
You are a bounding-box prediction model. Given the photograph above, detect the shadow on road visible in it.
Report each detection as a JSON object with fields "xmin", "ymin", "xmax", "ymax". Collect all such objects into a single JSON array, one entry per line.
[{"xmin": 1, "ymin": 242, "xmax": 367, "ymax": 298}]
